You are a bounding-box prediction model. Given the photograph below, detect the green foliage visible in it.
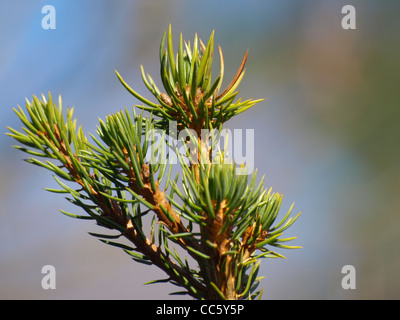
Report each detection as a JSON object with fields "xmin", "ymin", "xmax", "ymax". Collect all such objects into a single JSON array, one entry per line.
[
  {"xmin": 116, "ymin": 24, "xmax": 262, "ymax": 134},
  {"xmin": 7, "ymin": 25, "xmax": 301, "ymax": 300}
]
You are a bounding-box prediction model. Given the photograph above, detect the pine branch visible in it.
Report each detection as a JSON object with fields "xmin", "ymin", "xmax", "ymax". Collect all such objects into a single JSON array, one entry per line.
[{"xmin": 7, "ymin": 25, "xmax": 301, "ymax": 300}]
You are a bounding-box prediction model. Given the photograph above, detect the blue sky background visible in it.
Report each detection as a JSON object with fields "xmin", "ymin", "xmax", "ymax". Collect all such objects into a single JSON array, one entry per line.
[{"xmin": 1, "ymin": 1, "xmax": 399, "ymax": 299}]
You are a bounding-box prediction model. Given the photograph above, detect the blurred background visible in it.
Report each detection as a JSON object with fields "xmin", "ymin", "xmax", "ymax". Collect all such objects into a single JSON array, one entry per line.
[{"xmin": 1, "ymin": 0, "xmax": 399, "ymax": 299}]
